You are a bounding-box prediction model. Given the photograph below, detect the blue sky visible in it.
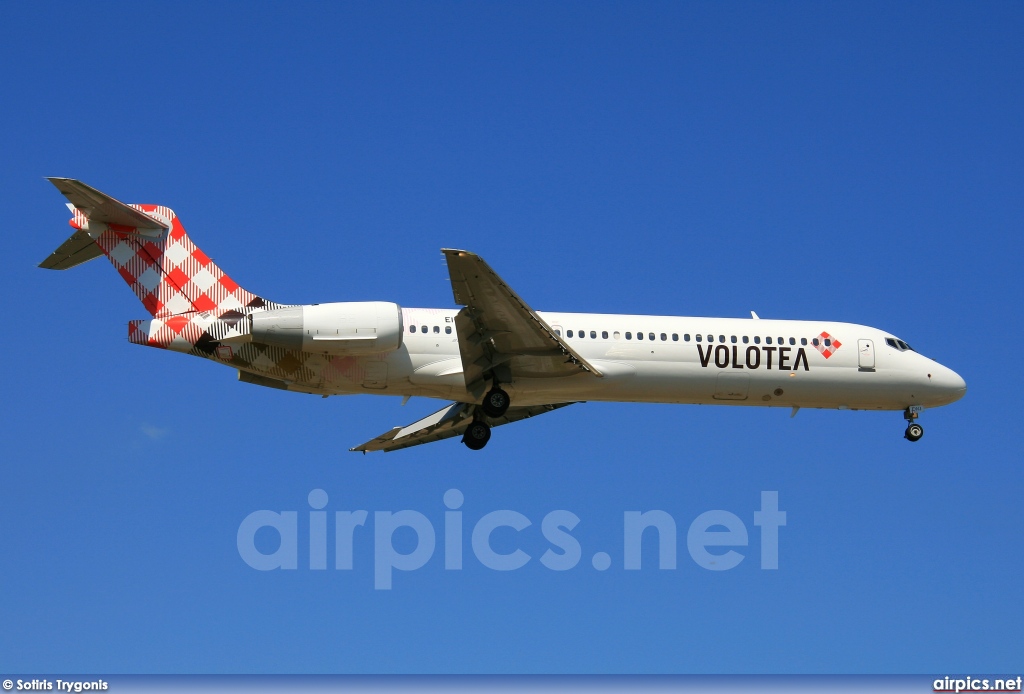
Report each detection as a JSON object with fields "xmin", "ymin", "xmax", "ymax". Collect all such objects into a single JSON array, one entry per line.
[{"xmin": 1, "ymin": 1, "xmax": 1021, "ymax": 674}]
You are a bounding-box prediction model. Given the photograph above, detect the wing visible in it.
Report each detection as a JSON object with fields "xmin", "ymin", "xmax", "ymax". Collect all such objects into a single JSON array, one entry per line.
[
  {"xmin": 442, "ymin": 249, "xmax": 601, "ymax": 397},
  {"xmin": 351, "ymin": 402, "xmax": 574, "ymax": 453}
]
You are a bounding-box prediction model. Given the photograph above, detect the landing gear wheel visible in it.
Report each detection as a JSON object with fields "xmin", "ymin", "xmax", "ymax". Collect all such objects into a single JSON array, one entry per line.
[
  {"xmin": 463, "ymin": 421, "xmax": 491, "ymax": 450},
  {"xmin": 905, "ymin": 423, "xmax": 924, "ymax": 442},
  {"xmin": 903, "ymin": 405, "xmax": 924, "ymax": 442},
  {"xmin": 481, "ymin": 387, "xmax": 511, "ymax": 418}
]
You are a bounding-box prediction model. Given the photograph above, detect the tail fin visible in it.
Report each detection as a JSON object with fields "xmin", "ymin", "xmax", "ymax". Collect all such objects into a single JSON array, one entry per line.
[{"xmin": 42, "ymin": 178, "xmax": 271, "ymax": 317}]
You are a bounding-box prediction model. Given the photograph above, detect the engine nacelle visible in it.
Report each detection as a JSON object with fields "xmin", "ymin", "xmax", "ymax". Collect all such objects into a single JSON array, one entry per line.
[{"xmin": 250, "ymin": 301, "xmax": 404, "ymax": 355}]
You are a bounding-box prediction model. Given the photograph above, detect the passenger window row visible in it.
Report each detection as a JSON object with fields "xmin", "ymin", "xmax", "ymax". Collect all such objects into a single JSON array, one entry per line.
[
  {"xmin": 408, "ymin": 325, "xmax": 453, "ymax": 335},
  {"xmin": 405, "ymin": 322, "xmax": 844, "ymax": 350},
  {"xmin": 553, "ymin": 328, "xmax": 816, "ymax": 347}
]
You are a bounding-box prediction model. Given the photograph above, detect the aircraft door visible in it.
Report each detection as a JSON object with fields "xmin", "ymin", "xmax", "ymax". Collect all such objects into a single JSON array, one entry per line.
[{"xmin": 858, "ymin": 339, "xmax": 875, "ymax": 370}]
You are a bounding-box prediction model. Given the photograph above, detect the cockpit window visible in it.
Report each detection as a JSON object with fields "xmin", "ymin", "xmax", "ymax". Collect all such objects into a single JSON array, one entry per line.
[{"xmin": 885, "ymin": 337, "xmax": 915, "ymax": 352}]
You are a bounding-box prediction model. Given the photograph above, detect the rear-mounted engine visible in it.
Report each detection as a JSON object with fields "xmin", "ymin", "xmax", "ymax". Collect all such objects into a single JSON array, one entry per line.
[{"xmin": 250, "ymin": 301, "xmax": 403, "ymax": 355}]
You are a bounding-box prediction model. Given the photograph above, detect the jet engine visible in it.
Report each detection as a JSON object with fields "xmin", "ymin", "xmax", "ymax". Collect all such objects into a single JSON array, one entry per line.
[{"xmin": 250, "ymin": 301, "xmax": 403, "ymax": 355}]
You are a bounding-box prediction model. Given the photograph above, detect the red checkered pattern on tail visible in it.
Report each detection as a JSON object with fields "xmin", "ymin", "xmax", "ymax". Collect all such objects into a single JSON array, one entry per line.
[
  {"xmin": 814, "ymin": 331, "xmax": 842, "ymax": 359},
  {"xmin": 93, "ymin": 205, "xmax": 263, "ymax": 317},
  {"xmin": 69, "ymin": 208, "xmax": 88, "ymax": 230},
  {"xmin": 129, "ymin": 315, "xmax": 205, "ymax": 350}
]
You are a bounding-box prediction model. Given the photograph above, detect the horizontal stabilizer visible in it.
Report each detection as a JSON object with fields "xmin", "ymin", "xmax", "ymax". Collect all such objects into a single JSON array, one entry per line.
[
  {"xmin": 38, "ymin": 227, "xmax": 105, "ymax": 270},
  {"xmin": 47, "ymin": 177, "xmax": 167, "ymax": 230}
]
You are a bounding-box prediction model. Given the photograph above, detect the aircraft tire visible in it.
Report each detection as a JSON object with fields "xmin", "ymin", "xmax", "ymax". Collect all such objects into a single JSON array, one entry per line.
[
  {"xmin": 463, "ymin": 421, "xmax": 492, "ymax": 450},
  {"xmin": 481, "ymin": 388, "xmax": 511, "ymax": 418},
  {"xmin": 905, "ymin": 423, "xmax": 924, "ymax": 442}
]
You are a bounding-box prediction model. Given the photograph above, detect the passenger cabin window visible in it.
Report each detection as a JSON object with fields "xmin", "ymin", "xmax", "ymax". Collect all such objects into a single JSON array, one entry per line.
[
  {"xmin": 800, "ymin": 337, "xmax": 807, "ymax": 345},
  {"xmin": 421, "ymin": 325, "xmax": 427, "ymax": 333},
  {"xmin": 730, "ymin": 335, "xmax": 737, "ymax": 343},
  {"xmin": 695, "ymin": 334, "xmax": 701, "ymax": 342},
  {"xmin": 812, "ymin": 338, "xmax": 820, "ymax": 346},
  {"xmin": 789, "ymin": 337, "xmax": 795, "ymax": 345},
  {"xmin": 742, "ymin": 336, "xmax": 749, "ymax": 344},
  {"xmin": 824, "ymin": 338, "xmax": 831, "ymax": 346},
  {"xmin": 445, "ymin": 326, "xmax": 452, "ymax": 334},
  {"xmin": 410, "ymin": 325, "xmax": 416, "ymax": 333},
  {"xmin": 613, "ymin": 331, "xmax": 621, "ymax": 339},
  {"xmin": 707, "ymin": 335, "xmax": 713, "ymax": 343},
  {"xmin": 555, "ymin": 329, "xmax": 561, "ymax": 336},
  {"xmin": 672, "ymin": 333, "xmax": 678, "ymax": 341},
  {"xmin": 433, "ymin": 326, "xmax": 440, "ymax": 334},
  {"xmin": 684, "ymin": 334, "xmax": 691, "ymax": 342},
  {"xmin": 766, "ymin": 337, "xmax": 773, "ymax": 345},
  {"xmin": 591, "ymin": 331, "xmax": 598, "ymax": 339},
  {"xmin": 567, "ymin": 330, "xmax": 574, "ymax": 338},
  {"xmin": 626, "ymin": 332, "xmax": 632, "ymax": 340},
  {"xmin": 637, "ymin": 332, "xmax": 644, "ymax": 340},
  {"xmin": 754, "ymin": 336, "xmax": 761, "ymax": 344},
  {"xmin": 649, "ymin": 333, "xmax": 656, "ymax": 341},
  {"xmin": 719, "ymin": 335, "xmax": 725, "ymax": 343}
]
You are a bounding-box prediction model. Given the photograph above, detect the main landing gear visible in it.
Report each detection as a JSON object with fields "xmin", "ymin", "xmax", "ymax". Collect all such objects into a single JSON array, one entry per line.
[
  {"xmin": 462, "ymin": 420, "xmax": 491, "ymax": 450},
  {"xmin": 481, "ymin": 386, "xmax": 511, "ymax": 418},
  {"xmin": 904, "ymin": 406, "xmax": 924, "ymax": 442},
  {"xmin": 462, "ymin": 384, "xmax": 510, "ymax": 450}
]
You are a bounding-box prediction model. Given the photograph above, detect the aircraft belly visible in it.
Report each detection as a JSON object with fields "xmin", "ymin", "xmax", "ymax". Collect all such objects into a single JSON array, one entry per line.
[{"xmin": 502, "ymin": 359, "xmax": 917, "ymax": 411}]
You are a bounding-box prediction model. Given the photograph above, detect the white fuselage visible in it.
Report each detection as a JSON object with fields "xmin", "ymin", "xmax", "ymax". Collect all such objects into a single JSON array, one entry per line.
[{"xmin": 309, "ymin": 308, "xmax": 966, "ymax": 412}]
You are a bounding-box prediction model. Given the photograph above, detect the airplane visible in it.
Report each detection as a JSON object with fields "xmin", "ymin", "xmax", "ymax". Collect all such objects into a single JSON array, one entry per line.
[{"xmin": 41, "ymin": 178, "xmax": 966, "ymax": 452}]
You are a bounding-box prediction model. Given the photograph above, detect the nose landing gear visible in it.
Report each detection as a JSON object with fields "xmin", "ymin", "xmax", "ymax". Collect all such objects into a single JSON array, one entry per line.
[{"xmin": 904, "ymin": 406, "xmax": 924, "ymax": 442}]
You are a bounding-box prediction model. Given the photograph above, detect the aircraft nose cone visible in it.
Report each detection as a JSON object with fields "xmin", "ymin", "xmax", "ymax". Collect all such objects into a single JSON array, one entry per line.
[{"xmin": 930, "ymin": 365, "xmax": 967, "ymax": 403}]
